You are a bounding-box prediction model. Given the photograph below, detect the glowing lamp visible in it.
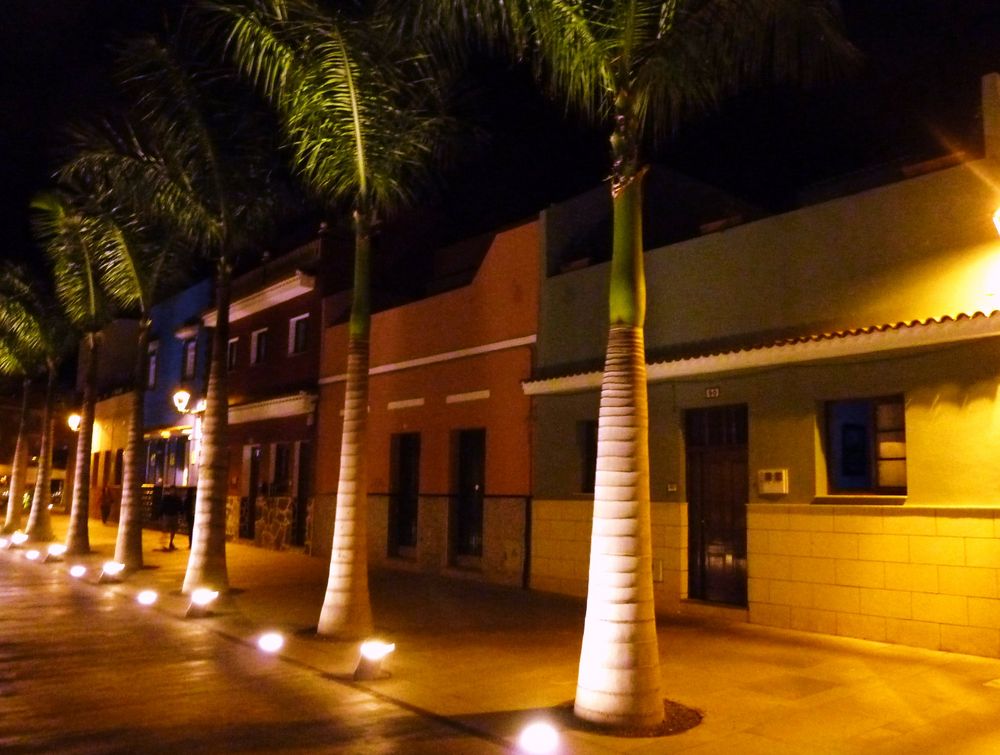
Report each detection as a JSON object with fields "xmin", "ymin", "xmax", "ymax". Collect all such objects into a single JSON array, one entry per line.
[
  {"xmin": 993, "ymin": 207, "xmax": 1000, "ymax": 236},
  {"xmin": 69, "ymin": 565, "xmax": 87, "ymax": 578},
  {"xmin": 11, "ymin": 531, "xmax": 28, "ymax": 546},
  {"xmin": 172, "ymin": 389, "xmax": 191, "ymax": 413},
  {"xmin": 99, "ymin": 561, "xmax": 125, "ymax": 583},
  {"xmin": 186, "ymin": 587, "xmax": 219, "ymax": 618},
  {"xmin": 354, "ymin": 640, "xmax": 396, "ymax": 680},
  {"xmin": 0, "ymin": 537, "xmax": 8, "ymax": 549},
  {"xmin": 517, "ymin": 721, "xmax": 560, "ymax": 754},
  {"xmin": 67, "ymin": 413, "xmax": 82, "ymax": 432},
  {"xmin": 137, "ymin": 590, "xmax": 158, "ymax": 606},
  {"xmin": 24, "ymin": 549, "xmax": 40, "ymax": 561},
  {"xmin": 44, "ymin": 543, "xmax": 66, "ymax": 562},
  {"xmin": 257, "ymin": 632, "xmax": 285, "ymax": 653}
]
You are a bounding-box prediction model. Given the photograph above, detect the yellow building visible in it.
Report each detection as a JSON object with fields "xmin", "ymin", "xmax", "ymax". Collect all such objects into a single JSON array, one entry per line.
[{"xmin": 527, "ymin": 73, "xmax": 1000, "ymax": 657}]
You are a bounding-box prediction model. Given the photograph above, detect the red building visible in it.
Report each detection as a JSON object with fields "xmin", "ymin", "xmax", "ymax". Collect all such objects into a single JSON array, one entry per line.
[{"xmin": 313, "ymin": 219, "xmax": 539, "ymax": 586}]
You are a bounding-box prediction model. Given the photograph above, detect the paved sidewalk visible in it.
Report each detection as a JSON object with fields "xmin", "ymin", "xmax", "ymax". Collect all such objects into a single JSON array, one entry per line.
[{"xmin": 9, "ymin": 515, "xmax": 1000, "ymax": 753}]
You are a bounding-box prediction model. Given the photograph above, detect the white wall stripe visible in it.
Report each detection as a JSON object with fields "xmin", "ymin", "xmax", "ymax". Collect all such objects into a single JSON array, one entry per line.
[
  {"xmin": 387, "ymin": 398, "xmax": 425, "ymax": 411},
  {"xmin": 445, "ymin": 389, "xmax": 491, "ymax": 404},
  {"xmin": 319, "ymin": 334, "xmax": 536, "ymax": 385}
]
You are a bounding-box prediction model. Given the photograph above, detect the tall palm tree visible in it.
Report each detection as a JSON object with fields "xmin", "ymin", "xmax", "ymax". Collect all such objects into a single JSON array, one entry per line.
[
  {"xmin": 0, "ymin": 351, "xmax": 35, "ymax": 535},
  {"xmin": 212, "ymin": 0, "xmax": 456, "ymax": 638},
  {"xmin": 415, "ymin": 0, "xmax": 856, "ymax": 728},
  {"xmin": 59, "ymin": 124, "xmax": 185, "ymax": 571},
  {"xmin": 63, "ymin": 35, "xmax": 283, "ymax": 591},
  {"xmin": 31, "ymin": 190, "xmax": 115, "ymax": 556},
  {"xmin": 0, "ymin": 265, "xmax": 72, "ymax": 544}
]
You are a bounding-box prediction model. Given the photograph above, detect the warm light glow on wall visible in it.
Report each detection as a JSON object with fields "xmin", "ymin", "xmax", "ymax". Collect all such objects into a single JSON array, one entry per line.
[{"xmin": 993, "ymin": 207, "xmax": 1000, "ymax": 236}]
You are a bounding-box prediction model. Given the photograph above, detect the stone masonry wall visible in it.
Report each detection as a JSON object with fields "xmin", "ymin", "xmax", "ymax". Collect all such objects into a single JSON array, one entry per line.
[{"xmin": 748, "ymin": 504, "xmax": 1000, "ymax": 658}]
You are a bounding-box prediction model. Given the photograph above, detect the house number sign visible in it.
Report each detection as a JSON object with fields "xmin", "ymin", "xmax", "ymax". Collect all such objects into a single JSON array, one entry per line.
[{"xmin": 705, "ymin": 387, "xmax": 721, "ymax": 399}]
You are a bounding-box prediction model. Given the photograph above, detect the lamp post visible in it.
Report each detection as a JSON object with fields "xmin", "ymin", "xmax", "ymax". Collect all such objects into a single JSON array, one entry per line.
[{"xmin": 67, "ymin": 413, "xmax": 81, "ymax": 432}]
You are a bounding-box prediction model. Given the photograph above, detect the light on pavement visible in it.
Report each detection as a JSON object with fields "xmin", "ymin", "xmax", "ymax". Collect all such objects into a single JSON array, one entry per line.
[
  {"xmin": 257, "ymin": 632, "xmax": 285, "ymax": 653},
  {"xmin": 137, "ymin": 590, "xmax": 158, "ymax": 606},
  {"xmin": 354, "ymin": 639, "xmax": 395, "ymax": 680},
  {"xmin": 69, "ymin": 565, "xmax": 87, "ymax": 578},
  {"xmin": 517, "ymin": 721, "xmax": 560, "ymax": 754}
]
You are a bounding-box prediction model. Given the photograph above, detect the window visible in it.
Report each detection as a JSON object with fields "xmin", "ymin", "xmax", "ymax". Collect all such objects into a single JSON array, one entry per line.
[
  {"xmin": 272, "ymin": 442, "xmax": 294, "ymax": 495},
  {"xmin": 578, "ymin": 420, "xmax": 598, "ymax": 494},
  {"xmin": 91, "ymin": 452, "xmax": 100, "ymax": 485},
  {"xmin": 250, "ymin": 328, "xmax": 268, "ymax": 365},
  {"xmin": 288, "ymin": 314, "xmax": 309, "ymax": 355},
  {"xmin": 146, "ymin": 342, "xmax": 158, "ymax": 388},
  {"xmin": 103, "ymin": 450, "xmax": 113, "ymax": 487},
  {"xmin": 182, "ymin": 338, "xmax": 197, "ymax": 380},
  {"xmin": 114, "ymin": 449, "xmax": 124, "ymax": 485},
  {"xmin": 227, "ymin": 337, "xmax": 239, "ymax": 371},
  {"xmin": 826, "ymin": 395, "xmax": 906, "ymax": 494}
]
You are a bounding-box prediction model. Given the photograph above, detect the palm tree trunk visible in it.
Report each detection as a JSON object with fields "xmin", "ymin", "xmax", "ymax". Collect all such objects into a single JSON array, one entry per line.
[
  {"xmin": 2, "ymin": 378, "xmax": 32, "ymax": 534},
  {"xmin": 575, "ymin": 171, "xmax": 663, "ymax": 728},
  {"xmin": 317, "ymin": 212, "xmax": 373, "ymax": 639},
  {"xmin": 65, "ymin": 332, "xmax": 101, "ymax": 554},
  {"xmin": 25, "ymin": 364, "xmax": 57, "ymax": 543},
  {"xmin": 114, "ymin": 317, "xmax": 151, "ymax": 570},
  {"xmin": 182, "ymin": 262, "xmax": 231, "ymax": 594}
]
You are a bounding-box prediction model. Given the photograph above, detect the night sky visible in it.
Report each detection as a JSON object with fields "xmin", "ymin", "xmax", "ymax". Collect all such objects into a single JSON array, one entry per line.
[{"xmin": 2, "ymin": 1, "xmax": 999, "ymax": 270}]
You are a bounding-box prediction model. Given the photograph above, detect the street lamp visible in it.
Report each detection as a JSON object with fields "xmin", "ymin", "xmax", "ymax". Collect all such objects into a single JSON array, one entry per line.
[
  {"xmin": 172, "ymin": 389, "xmax": 191, "ymax": 413},
  {"xmin": 67, "ymin": 413, "xmax": 81, "ymax": 432}
]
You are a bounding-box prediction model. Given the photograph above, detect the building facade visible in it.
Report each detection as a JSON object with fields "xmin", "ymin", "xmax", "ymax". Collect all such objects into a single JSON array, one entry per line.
[
  {"xmin": 205, "ymin": 241, "xmax": 322, "ymax": 550},
  {"xmin": 313, "ymin": 220, "xmax": 539, "ymax": 586},
  {"xmin": 527, "ymin": 74, "xmax": 1000, "ymax": 658}
]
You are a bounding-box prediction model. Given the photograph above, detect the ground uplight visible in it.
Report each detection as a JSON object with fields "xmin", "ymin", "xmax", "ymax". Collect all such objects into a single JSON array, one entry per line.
[
  {"xmin": 137, "ymin": 590, "xmax": 158, "ymax": 606},
  {"xmin": 257, "ymin": 632, "xmax": 285, "ymax": 653},
  {"xmin": 24, "ymin": 549, "xmax": 40, "ymax": 561},
  {"xmin": 69, "ymin": 565, "xmax": 87, "ymax": 578},
  {"xmin": 186, "ymin": 588, "xmax": 219, "ymax": 618},
  {"xmin": 517, "ymin": 721, "xmax": 560, "ymax": 754}
]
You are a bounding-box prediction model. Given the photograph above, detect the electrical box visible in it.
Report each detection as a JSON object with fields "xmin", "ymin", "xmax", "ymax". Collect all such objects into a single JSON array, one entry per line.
[{"xmin": 758, "ymin": 468, "xmax": 789, "ymax": 495}]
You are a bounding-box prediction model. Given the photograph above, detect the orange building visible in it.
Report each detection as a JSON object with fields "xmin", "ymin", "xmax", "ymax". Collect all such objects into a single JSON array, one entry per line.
[{"xmin": 313, "ymin": 220, "xmax": 539, "ymax": 586}]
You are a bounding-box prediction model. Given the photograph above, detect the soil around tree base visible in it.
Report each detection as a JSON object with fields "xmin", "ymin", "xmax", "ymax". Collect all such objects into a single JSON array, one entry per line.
[{"xmin": 557, "ymin": 699, "xmax": 703, "ymax": 738}]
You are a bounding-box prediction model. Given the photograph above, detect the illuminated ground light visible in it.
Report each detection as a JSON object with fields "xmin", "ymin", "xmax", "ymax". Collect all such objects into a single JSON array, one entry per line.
[
  {"xmin": 10, "ymin": 532, "xmax": 28, "ymax": 547},
  {"xmin": 354, "ymin": 640, "xmax": 396, "ymax": 681},
  {"xmin": 44, "ymin": 544, "xmax": 66, "ymax": 562},
  {"xmin": 24, "ymin": 549, "xmax": 41, "ymax": 561},
  {"xmin": 99, "ymin": 561, "xmax": 126, "ymax": 583},
  {"xmin": 69, "ymin": 565, "xmax": 87, "ymax": 578},
  {"xmin": 257, "ymin": 632, "xmax": 285, "ymax": 653},
  {"xmin": 0, "ymin": 537, "xmax": 8, "ymax": 549},
  {"xmin": 136, "ymin": 590, "xmax": 158, "ymax": 606},
  {"xmin": 517, "ymin": 721, "xmax": 560, "ymax": 754},
  {"xmin": 186, "ymin": 588, "xmax": 219, "ymax": 618}
]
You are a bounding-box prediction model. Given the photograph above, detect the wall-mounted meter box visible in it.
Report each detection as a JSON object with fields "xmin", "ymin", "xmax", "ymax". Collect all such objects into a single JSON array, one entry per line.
[{"xmin": 758, "ymin": 468, "xmax": 789, "ymax": 495}]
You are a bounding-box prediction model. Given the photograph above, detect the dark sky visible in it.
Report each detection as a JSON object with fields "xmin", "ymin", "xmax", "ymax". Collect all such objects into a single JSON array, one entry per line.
[{"xmin": 2, "ymin": 1, "xmax": 1000, "ymax": 270}]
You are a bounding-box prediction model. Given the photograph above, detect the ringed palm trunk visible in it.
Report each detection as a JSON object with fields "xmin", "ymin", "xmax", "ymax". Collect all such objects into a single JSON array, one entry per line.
[
  {"xmin": 65, "ymin": 331, "xmax": 101, "ymax": 554},
  {"xmin": 575, "ymin": 169, "xmax": 663, "ymax": 728},
  {"xmin": 2, "ymin": 378, "xmax": 31, "ymax": 534},
  {"xmin": 114, "ymin": 318, "xmax": 151, "ymax": 570},
  {"xmin": 182, "ymin": 262, "xmax": 232, "ymax": 594},
  {"xmin": 317, "ymin": 213, "xmax": 373, "ymax": 639},
  {"xmin": 25, "ymin": 364, "xmax": 57, "ymax": 543}
]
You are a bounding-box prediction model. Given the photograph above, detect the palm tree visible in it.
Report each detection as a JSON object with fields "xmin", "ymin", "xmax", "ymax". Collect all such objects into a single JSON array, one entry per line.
[
  {"xmin": 414, "ymin": 0, "xmax": 857, "ymax": 728},
  {"xmin": 0, "ymin": 352, "xmax": 35, "ymax": 535},
  {"xmin": 212, "ymin": 0, "xmax": 456, "ymax": 638},
  {"xmin": 59, "ymin": 124, "xmax": 185, "ymax": 571},
  {"xmin": 31, "ymin": 190, "xmax": 115, "ymax": 556},
  {"xmin": 63, "ymin": 35, "xmax": 283, "ymax": 591},
  {"xmin": 0, "ymin": 265, "xmax": 72, "ymax": 544}
]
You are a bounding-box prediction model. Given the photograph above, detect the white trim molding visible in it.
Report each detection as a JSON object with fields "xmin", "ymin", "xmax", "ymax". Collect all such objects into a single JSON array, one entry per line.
[
  {"xmin": 203, "ymin": 270, "xmax": 315, "ymax": 327},
  {"xmin": 319, "ymin": 334, "xmax": 536, "ymax": 385},
  {"xmin": 388, "ymin": 398, "xmax": 425, "ymax": 411},
  {"xmin": 523, "ymin": 311, "xmax": 1000, "ymax": 396},
  {"xmin": 446, "ymin": 389, "xmax": 491, "ymax": 404},
  {"xmin": 228, "ymin": 392, "xmax": 318, "ymax": 425}
]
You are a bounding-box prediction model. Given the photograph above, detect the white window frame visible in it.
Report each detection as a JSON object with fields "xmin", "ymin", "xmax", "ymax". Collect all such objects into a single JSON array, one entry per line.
[
  {"xmin": 288, "ymin": 313, "xmax": 309, "ymax": 355},
  {"xmin": 146, "ymin": 342, "xmax": 158, "ymax": 388},
  {"xmin": 182, "ymin": 338, "xmax": 197, "ymax": 380},
  {"xmin": 227, "ymin": 337, "xmax": 239, "ymax": 371},
  {"xmin": 250, "ymin": 328, "xmax": 268, "ymax": 365}
]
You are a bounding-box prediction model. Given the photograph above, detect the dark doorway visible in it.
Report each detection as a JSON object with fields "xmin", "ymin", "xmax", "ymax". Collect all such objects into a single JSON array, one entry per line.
[
  {"xmin": 388, "ymin": 433, "xmax": 420, "ymax": 558},
  {"xmin": 293, "ymin": 441, "xmax": 312, "ymax": 547},
  {"xmin": 240, "ymin": 445, "xmax": 262, "ymax": 540},
  {"xmin": 453, "ymin": 428, "xmax": 485, "ymax": 559},
  {"xmin": 686, "ymin": 404, "xmax": 748, "ymax": 606}
]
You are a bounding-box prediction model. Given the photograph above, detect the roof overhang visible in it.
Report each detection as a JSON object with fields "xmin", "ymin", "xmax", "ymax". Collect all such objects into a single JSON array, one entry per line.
[
  {"xmin": 202, "ymin": 270, "xmax": 315, "ymax": 327},
  {"xmin": 523, "ymin": 311, "xmax": 1000, "ymax": 396},
  {"xmin": 229, "ymin": 392, "xmax": 318, "ymax": 425}
]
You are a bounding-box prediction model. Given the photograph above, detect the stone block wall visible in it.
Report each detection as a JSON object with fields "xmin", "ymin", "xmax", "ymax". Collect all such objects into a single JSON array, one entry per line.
[
  {"xmin": 748, "ymin": 503, "xmax": 1000, "ymax": 658},
  {"xmin": 254, "ymin": 495, "xmax": 295, "ymax": 550},
  {"xmin": 530, "ymin": 500, "xmax": 688, "ymax": 610}
]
